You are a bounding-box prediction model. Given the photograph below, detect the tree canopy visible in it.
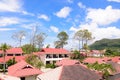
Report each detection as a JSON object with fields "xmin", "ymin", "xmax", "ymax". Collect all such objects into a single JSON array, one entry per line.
[
  {"xmin": 89, "ymin": 38, "xmax": 120, "ymax": 50},
  {"xmin": 21, "ymin": 44, "xmax": 39, "ymax": 54},
  {"xmin": 74, "ymin": 29, "xmax": 93, "ymax": 51},
  {"xmin": 54, "ymin": 31, "xmax": 69, "ymax": 48},
  {"xmin": 25, "ymin": 54, "xmax": 43, "ymax": 68}
]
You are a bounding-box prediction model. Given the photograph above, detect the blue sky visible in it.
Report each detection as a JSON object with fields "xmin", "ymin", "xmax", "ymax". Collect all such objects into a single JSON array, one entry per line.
[{"xmin": 0, "ymin": 0, "xmax": 120, "ymax": 49}]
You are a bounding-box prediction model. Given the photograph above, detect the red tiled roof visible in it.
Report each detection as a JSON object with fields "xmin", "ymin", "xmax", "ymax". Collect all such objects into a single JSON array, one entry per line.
[
  {"xmin": 33, "ymin": 52, "xmax": 44, "ymax": 56},
  {"xmin": 38, "ymin": 65, "xmax": 102, "ymax": 80},
  {"xmin": 0, "ymin": 48, "xmax": 23, "ymax": 54},
  {"xmin": 6, "ymin": 48, "xmax": 23, "ymax": 54},
  {"xmin": 55, "ymin": 58, "xmax": 80, "ymax": 66},
  {"xmin": 8, "ymin": 60, "xmax": 43, "ymax": 77},
  {"xmin": 40, "ymin": 48, "xmax": 69, "ymax": 54},
  {"xmin": 0, "ymin": 50, "xmax": 3, "ymax": 53},
  {"xmin": 83, "ymin": 57, "xmax": 105, "ymax": 64},
  {"xmin": 0, "ymin": 56, "xmax": 25, "ymax": 63},
  {"xmin": 83, "ymin": 57, "xmax": 120, "ymax": 64}
]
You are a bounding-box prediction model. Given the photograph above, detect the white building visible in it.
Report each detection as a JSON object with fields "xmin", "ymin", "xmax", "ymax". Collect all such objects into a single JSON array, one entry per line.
[{"xmin": 34, "ymin": 48, "xmax": 70, "ymax": 65}]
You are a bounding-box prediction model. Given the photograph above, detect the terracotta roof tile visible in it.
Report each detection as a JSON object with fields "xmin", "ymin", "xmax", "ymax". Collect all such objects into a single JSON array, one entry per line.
[
  {"xmin": 83, "ymin": 57, "xmax": 120, "ymax": 64},
  {"xmin": 6, "ymin": 48, "xmax": 23, "ymax": 54},
  {"xmin": 55, "ymin": 58, "xmax": 80, "ymax": 66},
  {"xmin": 37, "ymin": 65, "xmax": 102, "ymax": 80},
  {"xmin": 0, "ymin": 48, "xmax": 23, "ymax": 54},
  {"xmin": 59, "ymin": 65, "xmax": 101, "ymax": 80},
  {"xmin": 0, "ymin": 56, "xmax": 25, "ymax": 63},
  {"xmin": 40, "ymin": 48, "xmax": 69, "ymax": 54},
  {"xmin": 8, "ymin": 60, "xmax": 42, "ymax": 77}
]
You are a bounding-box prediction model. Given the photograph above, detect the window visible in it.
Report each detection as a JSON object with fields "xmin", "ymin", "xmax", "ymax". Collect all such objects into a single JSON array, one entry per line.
[
  {"xmin": 65, "ymin": 54, "xmax": 68, "ymax": 57},
  {"xmin": 46, "ymin": 61, "xmax": 50, "ymax": 64},
  {"xmin": 53, "ymin": 54, "xmax": 58, "ymax": 58},
  {"xmin": 46, "ymin": 54, "xmax": 52, "ymax": 58},
  {"xmin": 15, "ymin": 54, "xmax": 21, "ymax": 56},
  {"xmin": 20, "ymin": 77, "xmax": 25, "ymax": 80},
  {"xmin": 7, "ymin": 54, "xmax": 13, "ymax": 56}
]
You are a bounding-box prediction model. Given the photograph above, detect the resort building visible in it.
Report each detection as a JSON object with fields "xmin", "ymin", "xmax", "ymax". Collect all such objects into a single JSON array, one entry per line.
[
  {"xmin": 8, "ymin": 60, "xmax": 43, "ymax": 80},
  {"xmin": 0, "ymin": 48, "xmax": 23, "ymax": 57},
  {"xmin": 88, "ymin": 50, "xmax": 104, "ymax": 57},
  {"xmin": 0, "ymin": 48, "xmax": 25, "ymax": 68},
  {"xmin": 34, "ymin": 48, "xmax": 70, "ymax": 65}
]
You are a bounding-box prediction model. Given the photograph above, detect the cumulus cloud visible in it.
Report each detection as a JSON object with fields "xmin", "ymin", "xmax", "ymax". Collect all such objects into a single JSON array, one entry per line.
[
  {"xmin": 86, "ymin": 6, "xmax": 120, "ymax": 26},
  {"xmin": 78, "ymin": 2, "xmax": 86, "ymax": 9},
  {"xmin": 69, "ymin": 27, "xmax": 78, "ymax": 32},
  {"xmin": 68, "ymin": 5, "xmax": 120, "ymax": 50},
  {"xmin": 107, "ymin": 0, "xmax": 120, "ymax": 3},
  {"xmin": 69, "ymin": 23, "xmax": 120, "ymax": 48},
  {"xmin": 55, "ymin": 7, "xmax": 72, "ymax": 18},
  {"xmin": 50, "ymin": 26, "xmax": 59, "ymax": 33},
  {"xmin": 78, "ymin": 22, "xmax": 120, "ymax": 40},
  {"xmin": 0, "ymin": 17, "xmax": 21, "ymax": 26},
  {"xmin": 0, "ymin": 0, "xmax": 34, "ymax": 16},
  {"xmin": 38, "ymin": 14, "xmax": 50, "ymax": 21},
  {"xmin": 0, "ymin": 0, "xmax": 22, "ymax": 12}
]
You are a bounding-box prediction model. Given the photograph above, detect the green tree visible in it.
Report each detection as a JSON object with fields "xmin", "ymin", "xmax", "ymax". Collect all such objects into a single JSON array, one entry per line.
[
  {"xmin": 83, "ymin": 29, "xmax": 93, "ymax": 45},
  {"xmin": 87, "ymin": 62, "xmax": 114, "ymax": 79},
  {"xmin": 6, "ymin": 57, "xmax": 17, "ymax": 67},
  {"xmin": 25, "ymin": 54, "xmax": 43, "ymax": 68},
  {"xmin": 0, "ymin": 43, "xmax": 10, "ymax": 74},
  {"xmin": 74, "ymin": 29, "xmax": 93, "ymax": 51},
  {"xmin": 74, "ymin": 30, "xmax": 84, "ymax": 51},
  {"xmin": 54, "ymin": 31, "xmax": 69, "ymax": 48},
  {"xmin": 105, "ymin": 49, "xmax": 120, "ymax": 56},
  {"xmin": 71, "ymin": 50, "xmax": 86, "ymax": 61},
  {"xmin": 22, "ymin": 44, "xmax": 38, "ymax": 54}
]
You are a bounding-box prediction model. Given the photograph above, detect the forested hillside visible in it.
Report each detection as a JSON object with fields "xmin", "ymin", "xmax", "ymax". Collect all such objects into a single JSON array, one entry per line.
[{"xmin": 89, "ymin": 38, "xmax": 120, "ymax": 50}]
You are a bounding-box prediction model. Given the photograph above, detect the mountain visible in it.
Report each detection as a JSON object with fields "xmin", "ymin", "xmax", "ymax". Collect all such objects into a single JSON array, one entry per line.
[{"xmin": 89, "ymin": 38, "xmax": 120, "ymax": 50}]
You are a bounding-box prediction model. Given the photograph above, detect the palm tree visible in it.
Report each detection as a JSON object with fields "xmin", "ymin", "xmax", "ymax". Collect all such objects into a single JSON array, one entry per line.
[{"xmin": 0, "ymin": 43, "xmax": 10, "ymax": 74}]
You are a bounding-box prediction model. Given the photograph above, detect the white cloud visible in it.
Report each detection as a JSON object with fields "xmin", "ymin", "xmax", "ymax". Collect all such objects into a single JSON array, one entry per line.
[
  {"xmin": 50, "ymin": 26, "xmax": 59, "ymax": 33},
  {"xmin": 55, "ymin": 7, "xmax": 72, "ymax": 18},
  {"xmin": 107, "ymin": 0, "xmax": 120, "ymax": 3},
  {"xmin": 0, "ymin": 0, "xmax": 22, "ymax": 12},
  {"xmin": 0, "ymin": 28, "xmax": 16, "ymax": 31},
  {"xmin": 70, "ymin": 22, "xmax": 120, "ymax": 42},
  {"xmin": 78, "ymin": 2, "xmax": 86, "ymax": 9},
  {"xmin": 69, "ymin": 27, "xmax": 78, "ymax": 32},
  {"xmin": 68, "ymin": 25, "xmax": 120, "ymax": 50},
  {"xmin": 86, "ymin": 6, "xmax": 120, "ymax": 26},
  {"xmin": 21, "ymin": 11, "xmax": 34, "ymax": 16},
  {"xmin": 0, "ymin": 17, "xmax": 20, "ymax": 26},
  {"xmin": 38, "ymin": 14, "xmax": 50, "ymax": 21},
  {"xmin": 0, "ymin": 0, "xmax": 34, "ymax": 16},
  {"xmin": 68, "ymin": 5, "xmax": 120, "ymax": 49}
]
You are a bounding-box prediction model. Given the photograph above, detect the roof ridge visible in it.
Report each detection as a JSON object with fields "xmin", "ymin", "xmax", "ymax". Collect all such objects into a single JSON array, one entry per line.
[{"xmin": 58, "ymin": 66, "xmax": 64, "ymax": 80}]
